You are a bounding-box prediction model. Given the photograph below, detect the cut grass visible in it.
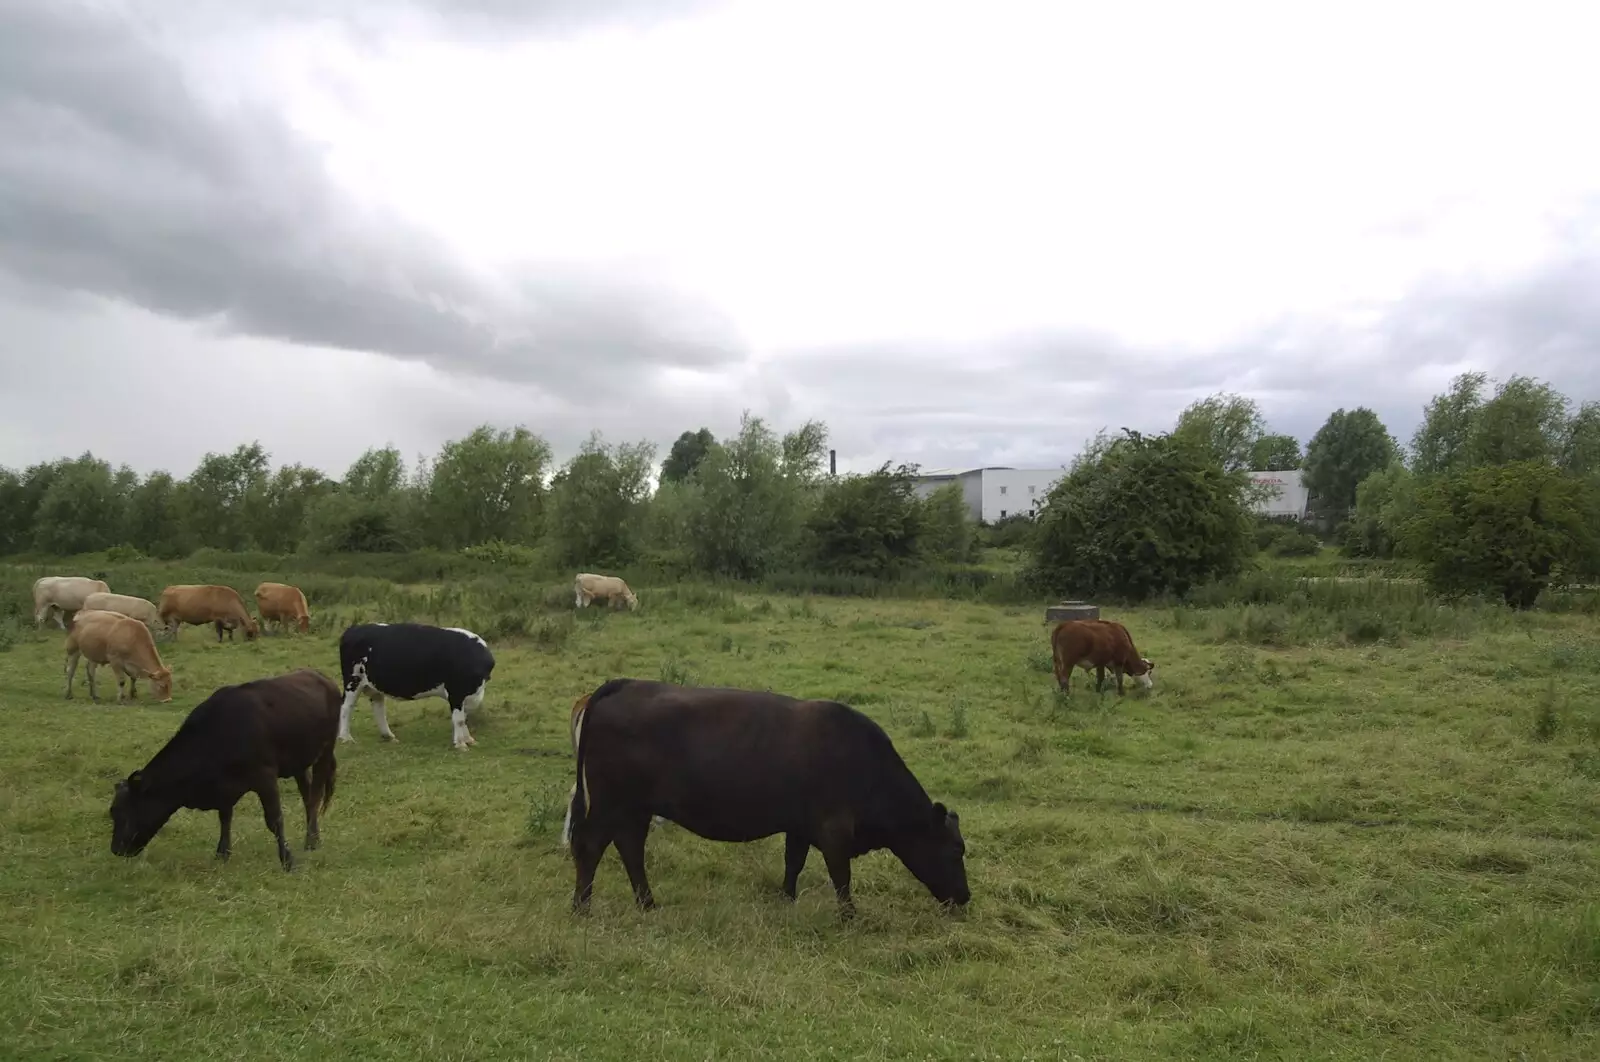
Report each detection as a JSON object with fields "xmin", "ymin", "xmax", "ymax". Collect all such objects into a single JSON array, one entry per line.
[{"xmin": 1, "ymin": 575, "xmax": 1598, "ymax": 1060}]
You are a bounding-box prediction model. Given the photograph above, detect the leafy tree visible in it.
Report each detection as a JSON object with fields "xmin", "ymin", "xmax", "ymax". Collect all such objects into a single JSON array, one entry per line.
[
  {"xmin": 1249, "ymin": 433, "xmax": 1302, "ymax": 471},
  {"xmin": 545, "ymin": 432, "xmax": 657, "ymax": 568},
  {"xmin": 1410, "ymin": 372, "xmax": 1572, "ymax": 475},
  {"xmin": 1173, "ymin": 393, "xmax": 1267, "ymax": 472},
  {"xmin": 0, "ymin": 468, "xmax": 28, "ymax": 555},
  {"xmin": 919, "ymin": 483, "xmax": 975, "ymax": 563},
  {"xmin": 1565, "ymin": 401, "xmax": 1600, "ymax": 477},
  {"xmin": 31, "ymin": 453, "xmax": 125, "ymax": 555},
  {"xmin": 1399, "ymin": 460, "xmax": 1599, "ymax": 609},
  {"xmin": 781, "ymin": 420, "xmax": 831, "ymax": 483},
  {"xmin": 659, "ymin": 428, "xmax": 716, "ymax": 485},
  {"xmin": 302, "ymin": 492, "xmax": 410, "ymax": 553},
  {"xmin": 419, "ymin": 425, "xmax": 552, "ymax": 548},
  {"xmin": 126, "ymin": 471, "xmax": 185, "ymax": 557},
  {"xmin": 344, "ymin": 445, "xmax": 410, "ymax": 499},
  {"xmin": 183, "ymin": 442, "xmax": 270, "ymax": 550},
  {"xmin": 1470, "ymin": 375, "xmax": 1569, "ymax": 467},
  {"xmin": 685, "ymin": 411, "xmax": 814, "ymax": 579},
  {"xmin": 805, "ymin": 463, "xmax": 924, "ymax": 576},
  {"xmin": 1027, "ymin": 429, "xmax": 1255, "ymax": 600},
  {"xmin": 1410, "ymin": 371, "xmax": 1487, "ymax": 475},
  {"xmin": 1303, "ymin": 408, "xmax": 1398, "ymax": 514},
  {"xmin": 250, "ymin": 465, "xmax": 332, "ymax": 553},
  {"xmin": 1340, "ymin": 463, "xmax": 1415, "ymax": 558}
]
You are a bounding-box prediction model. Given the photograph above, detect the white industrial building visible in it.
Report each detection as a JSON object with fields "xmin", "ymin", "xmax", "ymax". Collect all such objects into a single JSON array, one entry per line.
[
  {"xmin": 909, "ymin": 466, "xmax": 1065, "ymax": 524},
  {"xmin": 1247, "ymin": 469, "xmax": 1311, "ymax": 520},
  {"xmin": 910, "ymin": 465, "xmax": 1312, "ymax": 524}
]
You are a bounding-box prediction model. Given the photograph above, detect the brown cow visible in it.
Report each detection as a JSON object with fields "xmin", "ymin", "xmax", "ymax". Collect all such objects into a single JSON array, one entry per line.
[
  {"xmin": 159, "ymin": 584, "xmax": 260, "ymax": 642},
  {"xmin": 255, "ymin": 582, "xmax": 311, "ymax": 634},
  {"xmin": 1050, "ymin": 618, "xmax": 1154, "ymax": 694},
  {"xmin": 64, "ymin": 609, "xmax": 174, "ymax": 703}
]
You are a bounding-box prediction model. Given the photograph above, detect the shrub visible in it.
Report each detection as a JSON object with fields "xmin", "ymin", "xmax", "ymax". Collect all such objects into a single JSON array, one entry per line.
[
  {"xmin": 1027, "ymin": 429, "xmax": 1255, "ymax": 600},
  {"xmin": 1399, "ymin": 461, "xmax": 1600, "ymax": 609}
]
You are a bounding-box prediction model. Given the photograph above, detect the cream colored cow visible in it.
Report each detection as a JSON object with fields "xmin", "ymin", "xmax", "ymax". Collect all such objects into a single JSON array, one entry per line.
[
  {"xmin": 33, "ymin": 575, "xmax": 110, "ymax": 628},
  {"xmin": 574, "ymin": 572, "xmax": 639, "ymax": 611}
]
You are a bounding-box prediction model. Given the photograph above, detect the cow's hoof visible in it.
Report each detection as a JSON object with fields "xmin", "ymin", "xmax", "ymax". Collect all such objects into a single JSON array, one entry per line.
[
  {"xmin": 380, "ymin": 733, "xmax": 399, "ymax": 743},
  {"xmin": 337, "ymin": 734, "xmax": 355, "ymax": 743}
]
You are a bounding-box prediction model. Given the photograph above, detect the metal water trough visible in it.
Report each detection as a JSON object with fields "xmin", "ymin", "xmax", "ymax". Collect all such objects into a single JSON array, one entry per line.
[{"xmin": 1045, "ymin": 600, "xmax": 1100, "ymax": 623}]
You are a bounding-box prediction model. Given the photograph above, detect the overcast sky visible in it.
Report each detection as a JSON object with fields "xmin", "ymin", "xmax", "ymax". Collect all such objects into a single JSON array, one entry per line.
[{"xmin": 2, "ymin": 0, "xmax": 1597, "ymax": 479}]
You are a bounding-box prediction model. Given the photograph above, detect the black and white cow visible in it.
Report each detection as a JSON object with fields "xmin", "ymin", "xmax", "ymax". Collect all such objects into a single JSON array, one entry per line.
[{"xmin": 336, "ymin": 622, "xmax": 496, "ymax": 750}]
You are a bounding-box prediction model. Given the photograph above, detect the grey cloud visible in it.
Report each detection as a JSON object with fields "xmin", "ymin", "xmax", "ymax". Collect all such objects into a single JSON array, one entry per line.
[
  {"xmin": 0, "ymin": 3, "xmax": 745, "ymax": 401},
  {"xmin": 776, "ymin": 238, "xmax": 1600, "ymax": 473}
]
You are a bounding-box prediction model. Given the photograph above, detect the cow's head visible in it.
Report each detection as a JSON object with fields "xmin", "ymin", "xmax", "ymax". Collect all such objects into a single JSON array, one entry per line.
[
  {"xmin": 109, "ymin": 771, "xmax": 172, "ymax": 857},
  {"xmin": 1130, "ymin": 657, "xmax": 1155, "ymax": 689},
  {"xmin": 891, "ymin": 802, "xmax": 971, "ymax": 910},
  {"xmin": 624, "ymin": 589, "xmax": 640, "ymax": 611},
  {"xmin": 297, "ymin": 614, "xmax": 311, "ymax": 634},
  {"xmin": 148, "ymin": 666, "xmax": 173, "ymax": 703}
]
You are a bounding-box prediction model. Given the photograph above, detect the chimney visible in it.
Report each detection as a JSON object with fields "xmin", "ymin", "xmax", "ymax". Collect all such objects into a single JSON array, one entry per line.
[{"xmin": 829, "ymin": 449, "xmax": 837, "ymax": 477}]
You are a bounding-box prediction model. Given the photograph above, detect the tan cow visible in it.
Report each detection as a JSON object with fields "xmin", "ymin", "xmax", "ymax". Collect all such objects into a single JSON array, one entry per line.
[
  {"xmin": 1050, "ymin": 618, "xmax": 1155, "ymax": 695},
  {"xmin": 255, "ymin": 582, "xmax": 311, "ymax": 634},
  {"xmin": 574, "ymin": 572, "xmax": 639, "ymax": 611},
  {"xmin": 82, "ymin": 591, "xmax": 166, "ymax": 637},
  {"xmin": 158, "ymin": 584, "xmax": 260, "ymax": 642},
  {"xmin": 33, "ymin": 575, "xmax": 111, "ymax": 628},
  {"xmin": 64, "ymin": 609, "xmax": 173, "ymax": 703}
]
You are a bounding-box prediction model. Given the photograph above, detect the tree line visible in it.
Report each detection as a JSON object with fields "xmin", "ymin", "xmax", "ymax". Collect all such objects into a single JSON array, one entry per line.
[
  {"xmin": 3, "ymin": 373, "xmax": 1596, "ymax": 606},
  {"xmin": 1033, "ymin": 372, "xmax": 1600, "ymax": 606},
  {"xmin": 0, "ymin": 415, "xmax": 975, "ymax": 581}
]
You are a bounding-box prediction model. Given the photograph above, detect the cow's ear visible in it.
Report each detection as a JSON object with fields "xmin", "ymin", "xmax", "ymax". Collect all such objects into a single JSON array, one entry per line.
[
  {"xmin": 931, "ymin": 801, "xmax": 947, "ymax": 820},
  {"xmin": 127, "ymin": 770, "xmax": 143, "ymax": 789}
]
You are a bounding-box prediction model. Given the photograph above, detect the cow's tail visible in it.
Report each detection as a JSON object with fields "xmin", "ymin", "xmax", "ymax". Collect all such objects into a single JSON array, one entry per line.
[
  {"xmin": 321, "ymin": 753, "xmax": 338, "ymax": 813},
  {"xmin": 560, "ymin": 694, "xmax": 592, "ymax": 847}
]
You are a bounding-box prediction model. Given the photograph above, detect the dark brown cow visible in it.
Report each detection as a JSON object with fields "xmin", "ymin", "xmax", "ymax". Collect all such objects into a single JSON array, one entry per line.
[
  {"xmin": 108, "ymin": 668, "xmax": 340, "ymax": 871},
  {"xmin": 565, "ymin": 678, "xmax": 970, "ymax": 918},
  {"xmin": 1050, "ymin": 618, "xmax": 1155, "ymax": 694}
]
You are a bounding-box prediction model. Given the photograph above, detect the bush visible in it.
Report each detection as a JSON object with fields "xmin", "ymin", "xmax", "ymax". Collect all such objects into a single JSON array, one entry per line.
[
  {"xmin": 1027, "ymin": 429, "xmax": 1255, "ymax": 600},
  {"xmin": 1399, "ymin": 461, "xmax": 1600, "ymax": 609},
  {"xmin": 1254, "ymin": 519, "xmax": 1321, "ymax": 557}
]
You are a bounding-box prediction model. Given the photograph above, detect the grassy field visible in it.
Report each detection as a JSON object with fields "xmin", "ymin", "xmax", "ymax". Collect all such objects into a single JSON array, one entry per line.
[{"xmin": 2, "ymin": 562, "xmax": 1599, "ymax": 1060}]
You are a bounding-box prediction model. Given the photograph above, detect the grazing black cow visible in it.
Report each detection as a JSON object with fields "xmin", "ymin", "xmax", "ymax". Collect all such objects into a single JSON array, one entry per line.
[
  {"xmin": 108, "ymin": 668, "xmax": 341, "ymax": 872},
  {"xmin": 565, "ymin": 678, "xmax": 971, "ymax": 917},
  {"xmin": 336, "ymin": 622, "xmax": 495, "ymax": 751}
]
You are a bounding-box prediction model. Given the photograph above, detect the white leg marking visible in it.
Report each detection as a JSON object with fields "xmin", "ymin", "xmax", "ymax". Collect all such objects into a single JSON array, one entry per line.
[
  {"xmin": 371, "ymin": 694, "xmax": 398, "ymax": 741},
  {"xmin": 450, "ymin": 707, "xmax": 472, "ymax": 751},
  {"xmin": 337, "ymin": 685, "xmax": 360, "ymax": 742},
  {"xmin": 560, "ymin": 785, "xmax": 575, "ymax": 846}
]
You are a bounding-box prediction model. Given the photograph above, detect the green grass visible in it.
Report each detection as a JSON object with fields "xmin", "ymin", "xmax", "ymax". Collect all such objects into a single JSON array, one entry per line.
[{"xmin": 3, "ymin": 565, "xmax": 1599, "ymax": 1059}]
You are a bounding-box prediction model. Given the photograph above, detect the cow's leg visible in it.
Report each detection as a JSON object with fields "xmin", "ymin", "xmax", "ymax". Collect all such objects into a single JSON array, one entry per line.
[
  {"xmin": 570, "ymin": 818, "xmax": 616, "ymax": 914},
  {"xmin": 337, "ymin": 682, "xmax": 359, "ymax": 742},
  {"xmin": 63, "ymin": 649, "xmax": 80, "ymax": 699},
  {"xmin": 369, "ymin": 692, "xmax": 398, "ymax": 742},
  {"xmin": 216, "ymin": 803, "xmax": 234, "ymax": 860},
  {"xmin": 255, "ymin": 777, "xmax": 294, "ymax": 871},
  {"xmin": 292, "ymin": 771, "xmax": 319, "ymax": 851},
  {"xmin": 613, "ymin": 815, "xmax": 656, "ymax": 910},
  {"xmin": 86, "ymin": 661, "xmax": 99, "ymax": 702},
  {"xmin": 451, "ymin": 684, "xmax": 484, "ymax": 750},
  {"xmin": 782, "ymin": 831, "xmax": 811, "ymax": 900},
  {"xmin": 125, "ymin": 666, "xmax": 139, "ymax": 701},
  {"xmin": 819, "ymin": 843, "xmax": 856, "ymax": 918},
  {"xmin": 1094, "ymin": 664, "xmax": 1107, "ymax": 692},
  {"xmin": 1114, "ymin": 666, "xmax": 1126, "ymax": 694}
]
